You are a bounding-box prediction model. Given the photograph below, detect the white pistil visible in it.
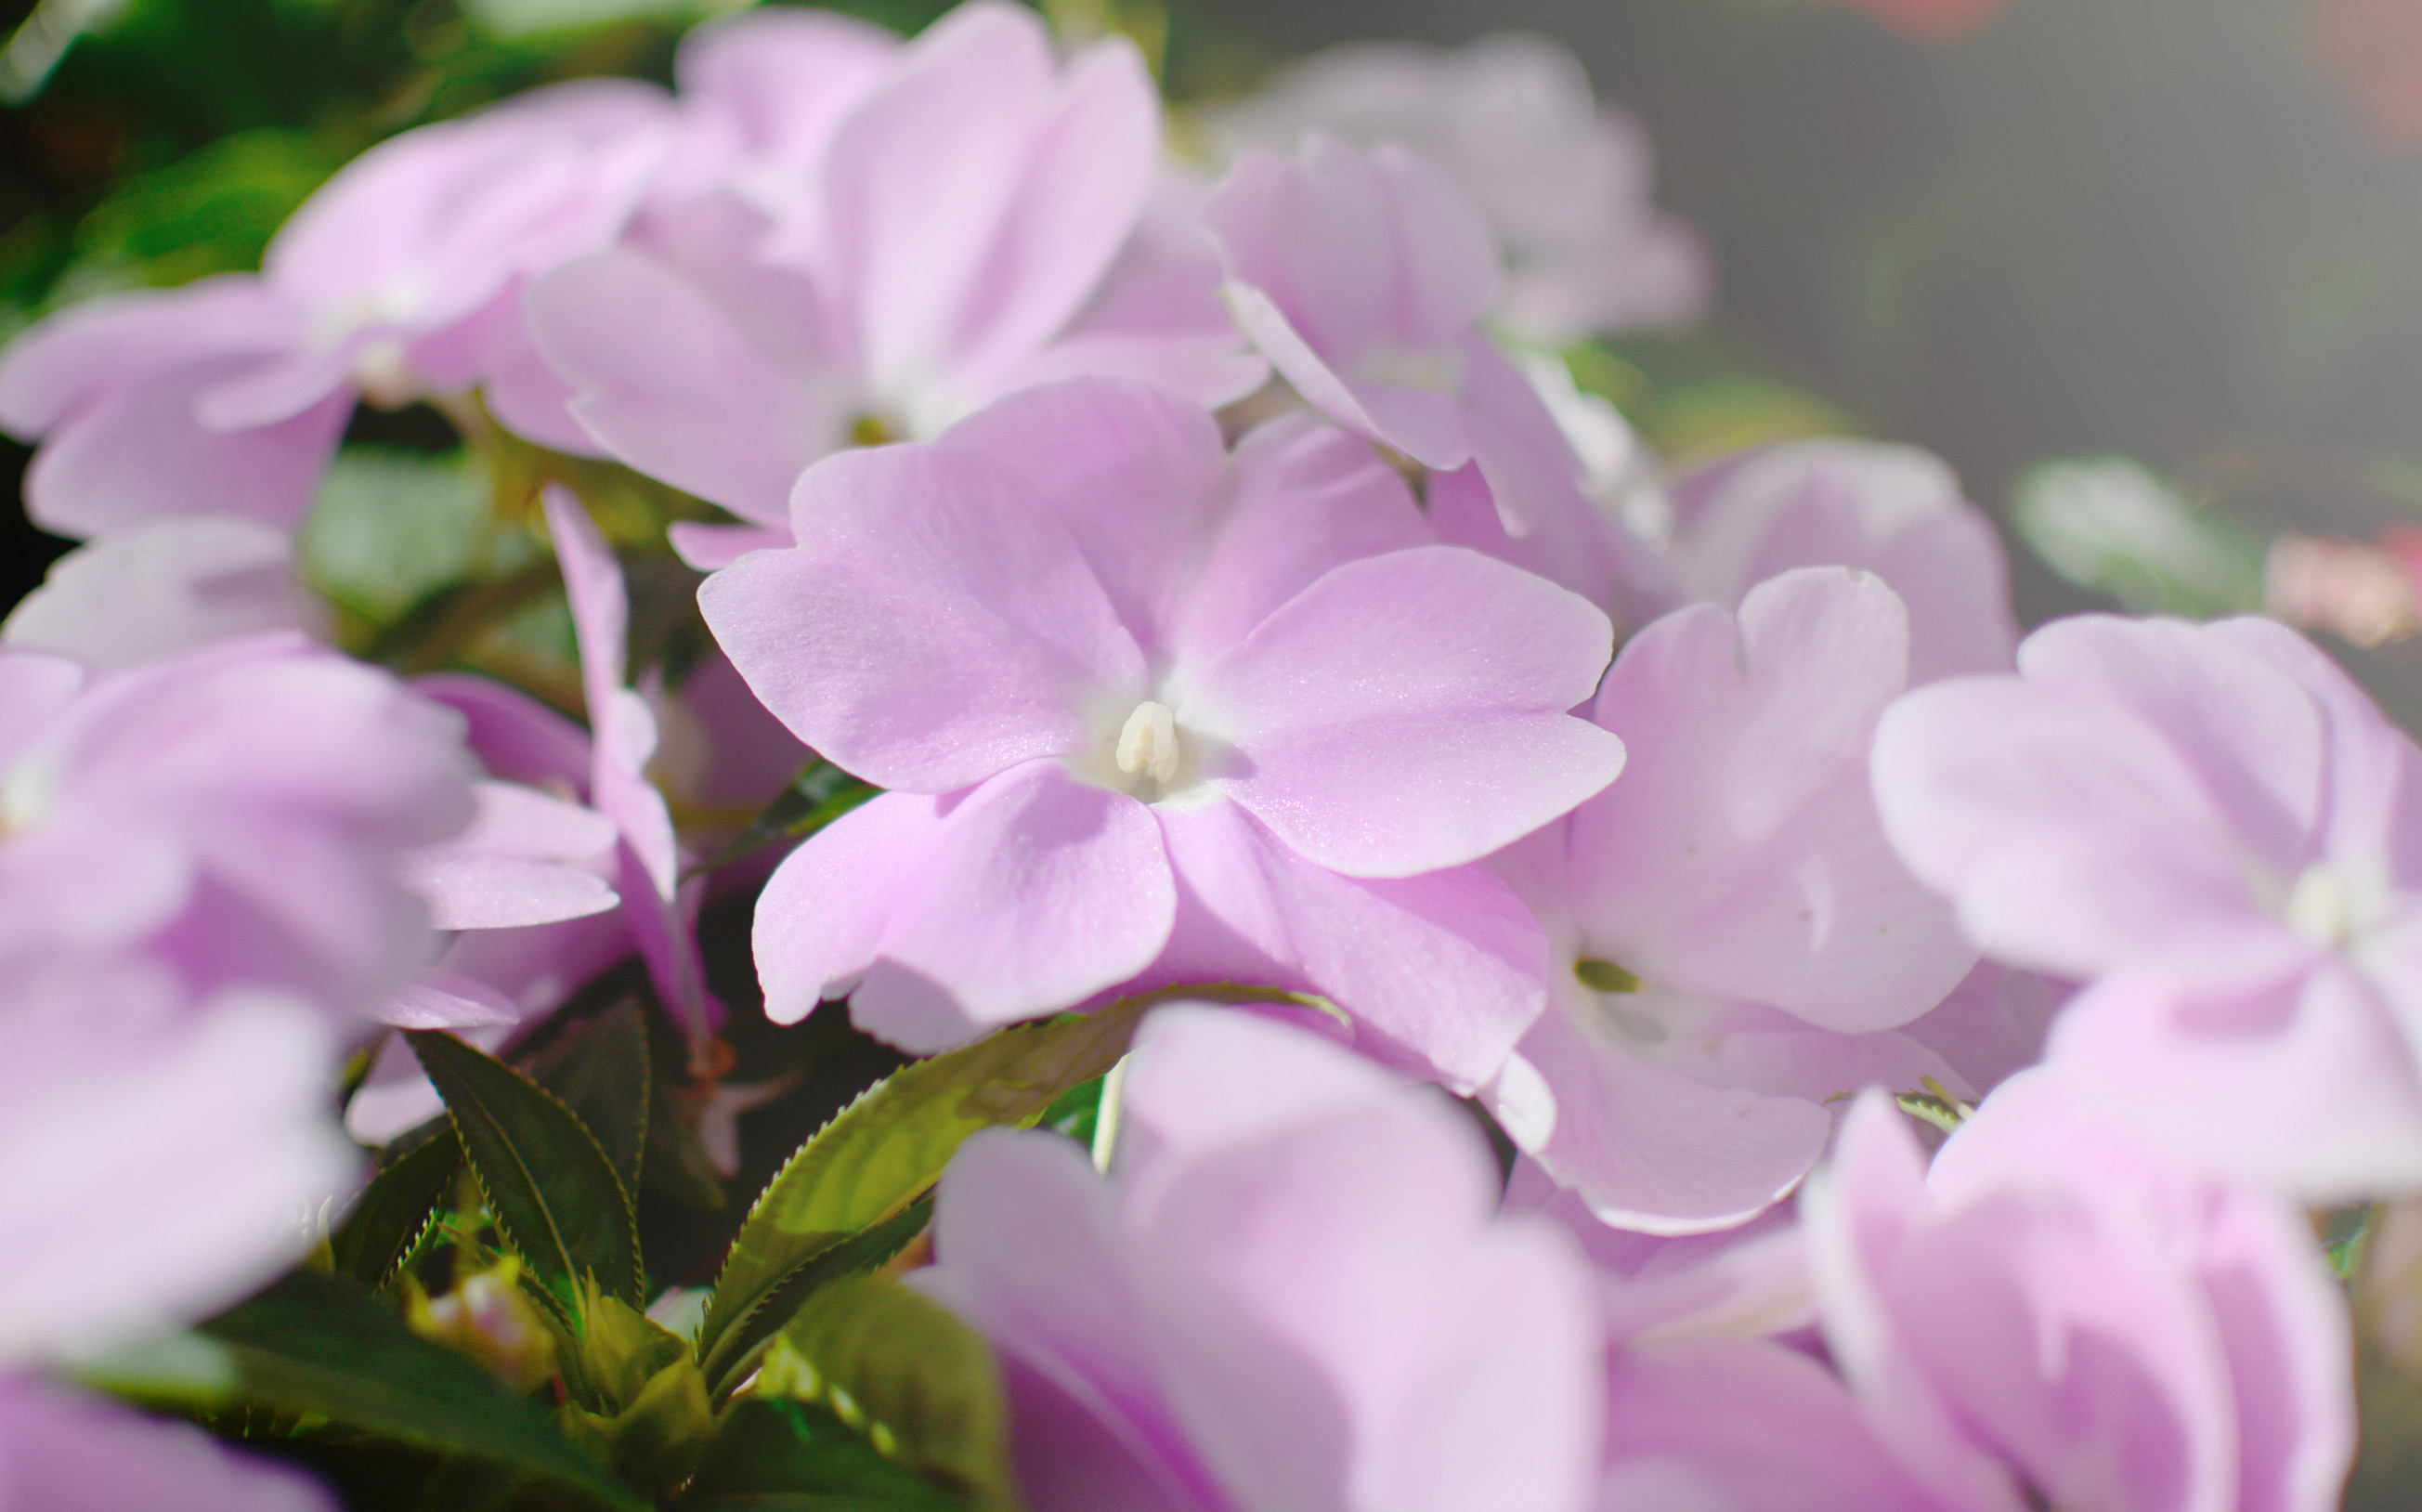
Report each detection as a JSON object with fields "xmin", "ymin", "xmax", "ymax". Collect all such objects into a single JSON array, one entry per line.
[{"xmin": 1115, "ymin": 700, "xmax": 1180, "ymax": 786}]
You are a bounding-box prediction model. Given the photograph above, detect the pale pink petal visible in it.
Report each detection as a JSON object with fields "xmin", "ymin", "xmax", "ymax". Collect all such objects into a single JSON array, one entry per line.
[
  {"xmin": 478, "ymin": 319, "xmax": 605, "ymax": 455},
  {"xmin": 2049, "ymin": 967, "xmax": 2422, "ymax": 1201},
  {"xmin": 526, "ymin": 250, "xmax": 830, "ymax": 525},
  {"xmin": 1574, "ymin": 568, "xmax": 1976, "ymax": 1033},
  {"xmin": 377, "ymin": 969, "xmax": 523, "ymax": 1030},
  {"xmin": 673, "ymin": 7, "xmax": 897, "ymax": 168},
  {"xmin": 0, "ymin": 984, "xmax": 357, "ymax": 1361},
  {"xmin": 850, "ymin": 762, "xmax": 1173, "ymax": 1051},
  {"xmin": 0, "ymin": 277, "xmax": 300, "ymax": 434},
  {"xmin": 1121, "ymin": 1013, "xmax": 1597, "ymax": 1512},
  {"xmin": 1504, "ymin": 1000, "xmax": 1831, "ymax": 1236},
  {"xmin": 0, "ymin": 1375, "xmax": 334, "ymax": 1512},
  {"xmin": 1597, "ymin": 1340, "xmax": 1939, "ymax": 1512},
  {"xmin": 2, "ymin": 516, "xmax": 324, "ymax": 671},
  {"xmin": 2017, "ymin": 616, "xmax": 2328, "ymax": 874},
  {"xmin": 1147, "ymin": 798, "xmax": 1548, "ymax": 1092},
  {"xmin": 1672, "ymin": 441, "xmax": 2016, "ymax": 684},
  {"xmin": 750, "ymin": 791, "xmax": 940, "ymax": 1025},
  {"xmin": 2205, "ymin": 615, "xmax": 2422, "ymax": 885},
  {"xmin": 668, "ymin": 520, "xmax": 792, "ymax": 571},
  {"xmin": 414, "ymin": 673, "xmax": 592, "ymax": 793},
  {"xmin": 21, "ymin": 371, "xmax": 350, "ymax": 537},
  {"xmin": 914, "ymin": 1131, "xmax": 1223, "ymax": 1512},
  {"xmin": 1181, "ymin": 545, "xmax": 1621, "ymax": 878},
  {"xmin": 816, "ymin": 2, "xmax": 1056, "ymax": 398},
  {"xmin": 0, "ymin": 647, "xmax": 85, "ymax": 769},
  {"xmin": 701, "ymin": 442, "xmax": 1145, "ymax": 792},
  {"xmin": 1872, "ymin": 662, "xmax": 2321, "ymax": 991},
  {"xmin": 937, "ymin": 378, "xmax": 1227, "ymax": 652},
  {"xmin": 944, "ymin": 38, "xmax": 1160, "ymax": 393},
  {"xmin": 1168, "ymin": 413, "xmax": 1431, "ymax": 669},
  {"xmin": 397, "ymin": 780, "xmax": 618, "ymax": 931}
]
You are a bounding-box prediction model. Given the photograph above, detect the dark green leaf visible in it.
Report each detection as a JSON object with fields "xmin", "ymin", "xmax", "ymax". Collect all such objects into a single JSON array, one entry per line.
[
  {"xmin": 520, "ymin": 999, "xmax": 651, "ymax": 1202},
  {"xmin": 1035, "ymin": 1072, "xmax": 1107, "ymax": 1151},
  {"xmin": 757, "ymin": 1272, "xmax": 1013, "ymax": 1511},
  {"xmin": 678, "ymin": 1400, "xmax": 967, "ymax": 1512},
  {"xmin": 693, "ymin": 997, "xmax": 1151, "ymax": 1386},
  {"xmin": 690, "ymin": 760, "xmax": 881, "ymax": 879},
  {"xmin": 89, "ymin": 1271, "xmax": 645, "ymax": 1512},
  {"xmin": 329, "ymin": 1131, "xmax": 463, "ymax": 1290},
  {"xmin": 407, "ymin": 1030, "xmax": 643, "ymax": 1313}
]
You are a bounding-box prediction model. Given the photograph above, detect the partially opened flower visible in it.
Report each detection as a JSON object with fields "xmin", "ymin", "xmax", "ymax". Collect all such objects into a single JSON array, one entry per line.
[
  {"xmin": 1872, "ymin": 613, "xmax": 2422, "ymax": 1196},
  {"xmin": 349, "ymin": 488, "xmax": 735, "ymax": 1143},
  {"xmin": 1204, "ymin": 135, "xmax": 1663, "ymax": 614},
  {"xmin": 1488, "ymin": 567, "xmax": 1980, "ymax": 1233},
  {"xmin": 916, "ymin": 1006, "xmax": 1605, "ymax": 1512},
  {"xmin": 0, "ymin": 81, "xmax": 670, "ymax": 538},
  {"xmin": 1199, "ymin": 32, "xmax": 1709, "ymax": 344},
  {"xmin": 703, "ymin": 377, "xmax": 1624, "ymax": 1086},
  {"xmin": 0, "ymin": 637, "xmax": 474, "ymax": 1015},
  {"xmin": 524, "ymin": 0, "xmax": 1264, "ymax": 567},
  {"xmin": 1670, "ymin": 440, "xmax": 2018, "ymax": 684},
  {"xmin": 1805, "ymin": 1075, "xmax": 2353, "ymax": 1512}
]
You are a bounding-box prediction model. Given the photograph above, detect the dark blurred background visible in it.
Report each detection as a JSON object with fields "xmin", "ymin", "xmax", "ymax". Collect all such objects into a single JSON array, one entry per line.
[{"xmin": 7, "ymin": 0, "xmax": 2422, "ymax": 642}]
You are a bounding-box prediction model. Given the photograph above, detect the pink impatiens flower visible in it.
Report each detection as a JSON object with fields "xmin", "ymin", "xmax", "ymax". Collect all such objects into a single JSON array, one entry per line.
[
  {"xmin": 1806, "ymin": 1075, "xmax": 2353, "ymax": 1512},
  {"xmin": 1668, "ymin": 440, "xmax": 2018, "ymax": 684},
  {"xmin": 1200, "ymin": 32, "xmax": 1710, "ymax": 345},
  {"xmin": 916, "ymin": 1006, "xmax": 1605, "ymax": 1512},
  {"xmin": 524, "ymin": 1, "xmax": 1265, "ymax": 567},
  {"xmin": 1488, "ymin": 567, "xmax": 1980, "ymax": 1233},
  {"xmin": 0, "ymin": 636, "xmax": 474, "ymax": 1015},
  {"xmin": 1204, "ymin": 135, "xmax": 1665, "ymax": 616},
  {"xmin": 1872, "ymin": 613, "xmax": 2422, "ymax": 1197},
  {"xmin": 701, "ymin": 378, "xmax": 1624, "ymax": 1087},
  {"xmin": 0, "ymin": 82, "xmax": 669, "ymax": 538}
]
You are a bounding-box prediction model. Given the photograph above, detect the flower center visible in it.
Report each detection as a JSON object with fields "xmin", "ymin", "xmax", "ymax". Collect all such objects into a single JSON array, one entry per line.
[
  {"xmin": 2285, "ymin": 861, "xmax": 2383, "ymax": 948},
  {"xmin": 1115, "ymin": 700, "xmax": 1180, "ymax": 786}
]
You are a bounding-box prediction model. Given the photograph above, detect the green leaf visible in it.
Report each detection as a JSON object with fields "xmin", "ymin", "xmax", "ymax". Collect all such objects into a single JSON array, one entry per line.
[
  {"xmin": 87, "ymin": 1271, "xmax": 646, "ymax": 1512},
  {"xmin": 678, "ymin": 1400, "xmax": 968, "ymax": 1511},
  {"xmin": 299, "ymin": 448, "xmax": 505, "ymax": 630},
  {"xmin": 1035, "ymin": 1072, "xmax": 1108, "ymax": 1151},
  {"xmin": 520, "ymin": 1000, "xmax": 651, "ymax": 1202},
  {"xmin": 695, "ymin": 983, "xmax": 1313, "ymax": 1388},
  {"xmin": 693, "ymin": 997, "xmax": 1149, "ymax": 1387},
  {"xmin": 2010, "ymin": 457, "xmax": 2268, "ymax": 619},
  {"xmin": 329, "ymin": 1130, "xmax": 464, "ymax": 1291},
  {"xmin": 691, "ymin": 759, "xmax": 882, "ymax": 880},
  {"xmin": 407, "ymin": 1030, "xmax": 644, "ymax": 1314},
  {"xmin": 754, "ymin": 1272, "xmax": 1013, "ymax": 1511}
]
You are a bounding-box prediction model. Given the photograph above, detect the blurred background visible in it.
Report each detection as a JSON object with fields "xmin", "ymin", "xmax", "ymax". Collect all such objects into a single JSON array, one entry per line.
[{"xmin": 7, "ymin": 0, "xmax": 2422, "ymax": 704}]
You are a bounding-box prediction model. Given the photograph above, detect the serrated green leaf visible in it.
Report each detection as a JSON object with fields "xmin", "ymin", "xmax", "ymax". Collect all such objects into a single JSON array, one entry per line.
[
  {"xmin": 678, "ymin": 1399, "xmax": 969, "ymax": 1511},
  {"xmin": 88, "ymin": 1271, "xmax": 647, "ymax": 1512},
  {"xmin": 756, "ymin": 1272, "xmax": 1013, "ymax": 1511},
  {"xmin": 695, "ymin": 984, "xmax": 1312, "ymax": 1388},
  {"xmin": 329, "ymin": 1130, "xmax": 464, "ymax": 1291},
  {"xmin": 408, "ymin": 1030, "xmax": 644, "ymax": 1314},
  {"xmin": 697, "ymin": 1197, "xmax": 933, "ymax": 1401},
  {"xmin": 693, "ymin": 999, "xmax": 1146, "ymax": 1387},
  {"xmin": 521, "ymin": 1000, "xmax": 651, "ymax": 1202}
]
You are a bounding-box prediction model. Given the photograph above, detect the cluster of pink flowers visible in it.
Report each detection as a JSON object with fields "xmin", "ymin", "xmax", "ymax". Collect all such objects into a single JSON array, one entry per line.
[{"xmin": 0, "ymin": 5, "xmax": 2391, "ymax": 1507}]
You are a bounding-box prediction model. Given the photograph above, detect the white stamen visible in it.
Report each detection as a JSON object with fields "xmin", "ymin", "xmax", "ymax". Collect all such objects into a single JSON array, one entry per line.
[
  {"xmin": 2286, "ymin": 863, "xmax": 2375, "ymax": 947},
  {"xmin": 1114, "ymin": 700, "xmax": 1180, "ymax": 785}
]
